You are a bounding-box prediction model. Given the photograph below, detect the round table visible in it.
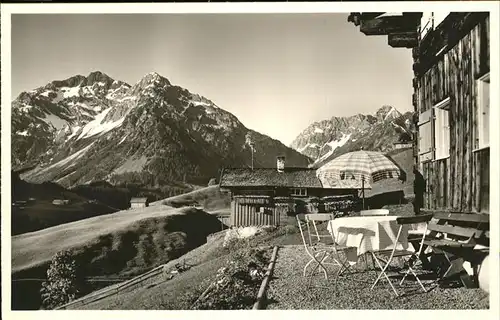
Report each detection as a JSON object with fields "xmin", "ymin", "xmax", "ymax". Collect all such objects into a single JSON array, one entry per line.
[{"xmin": 327, "ymin": 215, "xmax": 410, "ymax": 264}]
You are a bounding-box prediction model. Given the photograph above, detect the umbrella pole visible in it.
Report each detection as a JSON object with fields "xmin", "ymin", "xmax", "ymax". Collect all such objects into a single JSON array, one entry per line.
[{"xmin": 362, "ymin": 178, "xmax": 365, "ymax": 210}]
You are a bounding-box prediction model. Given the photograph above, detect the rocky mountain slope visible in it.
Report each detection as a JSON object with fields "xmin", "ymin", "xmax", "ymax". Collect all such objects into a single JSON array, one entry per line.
[
  {"xmin": 290, "ymin": 105, "xmax": 414, "ymax": 168},
  {"xmin": 12, "ymin": 71, "xmax": 311, "ymax": 187}
]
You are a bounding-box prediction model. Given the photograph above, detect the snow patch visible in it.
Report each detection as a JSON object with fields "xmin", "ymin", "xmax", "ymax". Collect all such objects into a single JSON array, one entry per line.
[
  {"xmin": 16, "ymin": 130, "xmax": 29, "ymax": 136},
  {"xmin": 115, "ymin": 96, "xmax": 136, "ymax": 102},
  {"xmin": 35, "ymin": 142, "xmax": 95, "ymax": 176},
  {"xmin": 77, "ymin": 108, "xmax": 126, "ymax": 140},
  {"xmin": 315, "ymin": 133, "xmax": 352, "ymax": 164},
  {"xmin": 75, "ymin": 102, "xmax": 94, "ymax": 111},
  {"xmin": 298, "ymin": 143, "xmax": 320, "ymax": 153},
  {"xmin": 81, "ymin": 86, "xmax": 95, "ymax": 97},
  {"xmin": 117, "ymin": 135, "xmax": 128, "ymax": 145},
  {"xmin": 314, "ymin": 127, "xmax": 324, "ymax": 134},
  {"xmin": 41, "ymin": 113, "xmax": 68, "ymax": 131},
  {"xmin": 41, "ymin": 91, "xmax": 51, "ymax": 97},
  {"xmin": 55, "ymin": 170, "xmax": 77, "ymax": 183},
  {"xmin": 52, "ymin": 91, "xmax": 65, "ymax": 103},
  {"xmin": 19, "ymin": 104, "xmax": 33, "ymax": 113},
  {"xmin": 384, "ymin": 107, "xmax": 398, "ymax": 121},
  {"xmin": 79, "ymin": 109, "xmax": 93, "ymax": 118},
  {"xmin": 190, "ymin": 100, "xmax": 210, "ymax": 107},
  {"xmin": 61, "ymin": 86, "xmax": 81, "ymax": 98},
  {"xmin": 66, "ymin": 126, "xmax": 81, "ymax": 140},
  {"xmin": 391, "ymin": 122, "xmax": 407, "ymax": 132}
]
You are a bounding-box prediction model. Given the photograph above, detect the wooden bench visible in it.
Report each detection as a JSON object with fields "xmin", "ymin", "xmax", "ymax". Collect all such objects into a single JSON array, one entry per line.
[{"xmin": 419, "ymin": 211, "xmax": 490, "ymax": 288}]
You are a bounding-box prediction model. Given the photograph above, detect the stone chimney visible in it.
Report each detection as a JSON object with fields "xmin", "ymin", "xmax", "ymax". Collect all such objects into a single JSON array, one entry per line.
[{"xmin": 276, "ymin": 156, "xmax": 285, "ymax": 173}]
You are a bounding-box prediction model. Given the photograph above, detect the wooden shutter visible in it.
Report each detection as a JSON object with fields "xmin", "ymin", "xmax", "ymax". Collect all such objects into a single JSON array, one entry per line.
[{"xmin": 418, "ymin": 109, "xmax": 434, "ymax": 163}]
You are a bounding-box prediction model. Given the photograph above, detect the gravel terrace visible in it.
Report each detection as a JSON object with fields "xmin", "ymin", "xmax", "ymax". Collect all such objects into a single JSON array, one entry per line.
[{"xmin": 266, "ymin": 245, "xmax": 489, "ymax": 310}]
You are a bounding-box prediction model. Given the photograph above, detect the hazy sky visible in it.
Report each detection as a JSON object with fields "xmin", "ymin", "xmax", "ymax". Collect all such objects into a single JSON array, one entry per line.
[{"xmin": 11, "ymin": 14, "xmax": 414, "ymax": 145}]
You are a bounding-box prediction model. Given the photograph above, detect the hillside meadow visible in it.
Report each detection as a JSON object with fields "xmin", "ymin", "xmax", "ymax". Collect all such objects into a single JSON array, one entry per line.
[
  {"xmin": 11, "ymin": 205, "xmax": 223, "ymax": 310},
  {"xmin": 152, "ymin": 185, "xmax": 231, "ymax": 212}
]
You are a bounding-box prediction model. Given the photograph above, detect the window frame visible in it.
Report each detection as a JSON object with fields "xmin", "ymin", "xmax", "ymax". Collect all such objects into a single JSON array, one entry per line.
[
  {"xmin": 476, "ymin": 72, "xmax": 490, "ymax": 151},
  {"xmin": 433, "ymin": 97, "xmax": 451, "ymax": 161},
  {"xmin": 291, "ymin": 188, "xmax": 307, "ymax": 197}
]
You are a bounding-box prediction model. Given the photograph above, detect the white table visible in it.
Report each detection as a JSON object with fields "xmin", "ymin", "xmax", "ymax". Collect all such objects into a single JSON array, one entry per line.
[{"xmin": 327, "ymin": 215, "xmax": 410, "ymax": 265}]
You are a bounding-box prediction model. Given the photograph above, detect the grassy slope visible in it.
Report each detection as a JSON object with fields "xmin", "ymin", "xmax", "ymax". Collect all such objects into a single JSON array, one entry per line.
[
  {"xmin": 12, "ymin": 200, "xmax": 117, "ymax": 235},
  {"xmin": 78, "ymin": 232, "xmax": 231, "ymax": 310},
  {"xmin": 12, "ymin": 205, "xmax": 224, "ymax": 310},
  {"xmin": 11, "ymin": 179, "xmax": 120, "ymax": 235},
  {"xmin": 151, "ymin": 185, "xmax": 231, "ymax": 213},
  {"xmin": 12, "ymin": 206, "xmax": 219, "ymax": 274}
]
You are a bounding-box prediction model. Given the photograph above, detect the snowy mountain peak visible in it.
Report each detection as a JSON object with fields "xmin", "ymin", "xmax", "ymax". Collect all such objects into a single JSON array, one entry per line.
[
  {"xmin": 12, "ymin": 71, "xmax": 312, "ymax": 185},
  {"xmin": 291, "ymin": 106, "xmax": 413, "ymax": 167},
  {"xmin": 129, "ymin": 72, "xmax": 171, "ymax": 96},
  {"xmin": 138, "ymin": 72, "xmax": 171, "ymax": 87},
  {"xmin": 375, "ymin": 105, "xmax": 401, "ymax": 121},
  {"xmin": 86, "ymin": 71, "xmax": 115, "ymax": 86}
]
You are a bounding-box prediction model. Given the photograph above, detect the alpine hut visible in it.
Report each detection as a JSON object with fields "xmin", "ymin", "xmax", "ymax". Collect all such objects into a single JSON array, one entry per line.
[
  {"xmin": 219, "ymin": 156, "xmax": 358, "ymax": 227},
  {"xmin": 130, "ymin": 197, "xmax": 149, "ymax": 209}
]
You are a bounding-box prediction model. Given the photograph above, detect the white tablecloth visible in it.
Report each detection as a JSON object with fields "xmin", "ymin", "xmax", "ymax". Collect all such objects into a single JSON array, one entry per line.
[{"xmin": 327, "ymin": 216, "xmax": 410, "ymax": 264}]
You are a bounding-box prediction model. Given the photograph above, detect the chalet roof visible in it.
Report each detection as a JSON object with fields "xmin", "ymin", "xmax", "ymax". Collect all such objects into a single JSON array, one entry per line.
[
  {"xmin": 130, "ymin": 197, "xmax": 148, "ymax": 203},
  {"xmin": 219, "ymin": 167, "xmax": 322, "ymax": 188}
]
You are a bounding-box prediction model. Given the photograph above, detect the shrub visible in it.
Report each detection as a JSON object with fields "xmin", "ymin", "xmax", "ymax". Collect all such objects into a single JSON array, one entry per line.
[
  {"xmin": 190, "ymin": 248, "xmax": 269, "ymax": 310},
  {"xmin": 282, "ymin": 224, "xmax": 298, "ymax": 235},
  {"xmin": 165, "ymin": 199, "xmax": 199, "ymax": 208},
  {"xmin": 40, "ymin": 250, "xmax": 86, "ymax": 309},
  {"xmin": 207, "ymin": 178, "xmax": 217, "ymax": 186}
]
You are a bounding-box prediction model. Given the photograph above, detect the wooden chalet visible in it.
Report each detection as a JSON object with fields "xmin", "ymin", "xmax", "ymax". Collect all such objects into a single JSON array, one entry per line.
[
  {"xmin": 130, "ymin": 197, "xmax": 149, "ymax": 209},
  {"xmin": 219, "ymin": 156, "xmax": 358, "ymax": 227},
  {"xmin": 348, "ymin": 12, "xmax": 490, "ymax": 214}
]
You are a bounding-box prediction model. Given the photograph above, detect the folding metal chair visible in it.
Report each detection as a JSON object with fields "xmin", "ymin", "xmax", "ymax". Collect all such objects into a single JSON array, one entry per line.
[
  {"xmin": 370, "ymin": 213, "xmax": 433, "ymax": 296},
  {"xmin": 359, "ymin": 209, "xmax": 390, "ymax": 269},
  {"xmin": 296, "ymin": 213, "xmax": 352, "ymax": 288}
]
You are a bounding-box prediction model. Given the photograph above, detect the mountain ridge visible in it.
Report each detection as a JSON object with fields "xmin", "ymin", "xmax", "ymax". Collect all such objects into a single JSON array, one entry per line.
[
  {"xmin": 12, "ymin": 71, "xmax": 311, "ymax": 187},
  {"xmin": 290, "ymin": 105, "xmax": 414, "ymax": 168}
]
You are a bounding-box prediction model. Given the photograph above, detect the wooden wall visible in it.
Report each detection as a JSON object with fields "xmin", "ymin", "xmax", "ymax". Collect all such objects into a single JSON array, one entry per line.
[
  {"xmin": 230, "ymin": 196, "xmax": 280, "ymax": 227},
  {"xmin": 416, "ymin": 14, "xmax": 490, "ymax": 213}
]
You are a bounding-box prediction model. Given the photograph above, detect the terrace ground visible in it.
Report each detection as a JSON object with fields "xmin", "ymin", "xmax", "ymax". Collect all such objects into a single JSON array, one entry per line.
[
  {"xmin": 67, "ymin": 206, "xmax": 489, "ymax": 310},
  {"xmin": 267, "ymin": 245, "xmax": 489, "ymax": 309}
]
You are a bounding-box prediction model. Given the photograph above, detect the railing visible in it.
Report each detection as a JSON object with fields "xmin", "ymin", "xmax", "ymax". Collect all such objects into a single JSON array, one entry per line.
[{"xmin": 55, "ymin": 265, "xmax": 166, "ymax": 309}]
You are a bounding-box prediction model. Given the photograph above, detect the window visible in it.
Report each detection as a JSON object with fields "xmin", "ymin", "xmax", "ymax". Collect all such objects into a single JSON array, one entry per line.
[
  {"xmin": 418, "ymin": 98, "xmax": 451, "ymax": 164},
  {"xmin": 434, "ymin": 98, "xmax": 450, "ymax": 160},
  {"xmin": 477, "ymin": 73, "xmax": 490, "ymax": 149},
  {"xmin": 291, "ymin": 188, "xmax": 307, "ymax": 197}
]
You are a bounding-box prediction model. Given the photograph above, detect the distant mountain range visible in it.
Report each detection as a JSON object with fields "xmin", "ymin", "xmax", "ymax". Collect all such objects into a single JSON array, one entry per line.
[
  {"xmin": 290, "ymin": 105, "xmax": 415, "ymax": 168},
  {"xmin": 12, "ymin": 71, "xmax": 311, "ymax": 187}
]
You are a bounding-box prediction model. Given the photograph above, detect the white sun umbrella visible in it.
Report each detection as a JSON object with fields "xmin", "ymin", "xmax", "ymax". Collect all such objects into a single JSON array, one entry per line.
[{"xmin": 316, "ymin": 150, "xmax": 402, "ymax": 209}]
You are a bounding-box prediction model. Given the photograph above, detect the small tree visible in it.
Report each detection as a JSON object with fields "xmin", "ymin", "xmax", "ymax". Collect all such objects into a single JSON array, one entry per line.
[{"xmin": 40, "ymin": 250, "xmax": 85, "ymax": 309}]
